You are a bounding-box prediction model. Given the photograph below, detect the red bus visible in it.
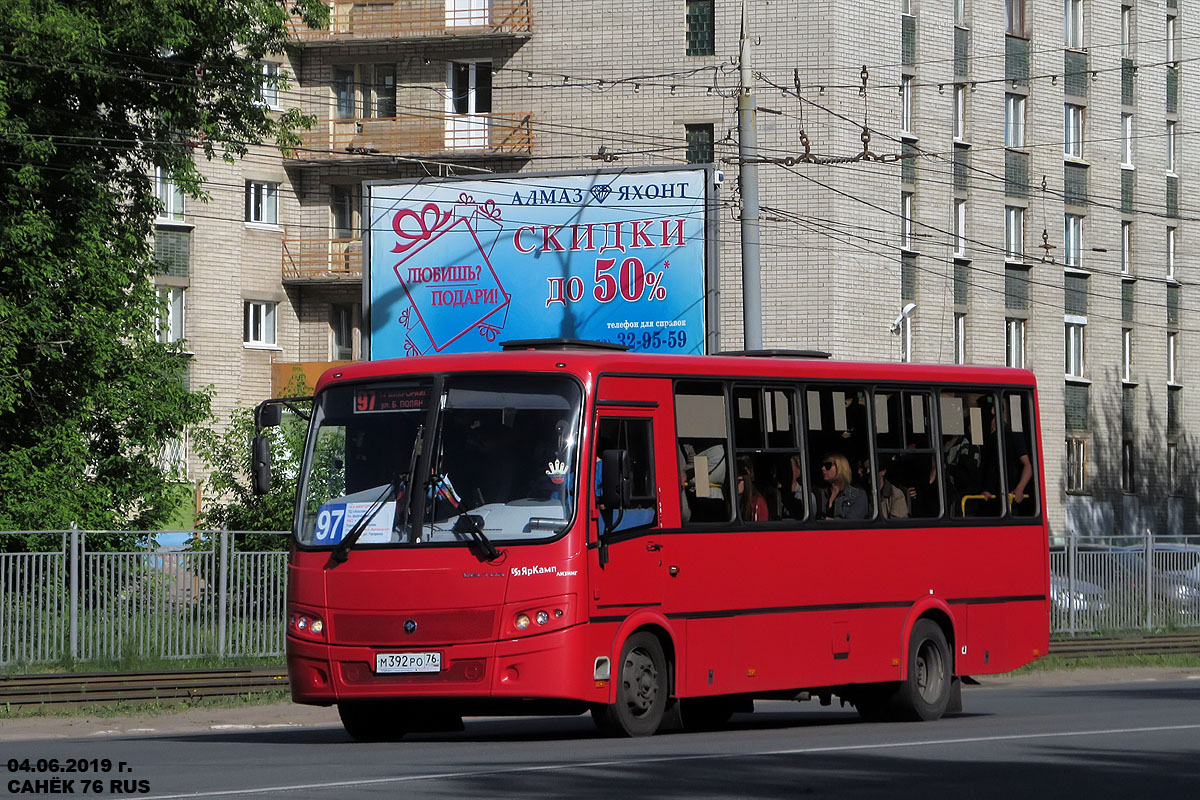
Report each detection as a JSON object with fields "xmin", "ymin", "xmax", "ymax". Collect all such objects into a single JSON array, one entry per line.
[{"xmin": 256, "ymin": 340, "xmax": 1049, "ymax": 739}]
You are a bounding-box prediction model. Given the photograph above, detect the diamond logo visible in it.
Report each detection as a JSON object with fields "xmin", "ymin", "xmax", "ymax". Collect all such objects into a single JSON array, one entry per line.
[{"xmin": 590, "ymin": 184, "xmax": 613, "ymax": 204}]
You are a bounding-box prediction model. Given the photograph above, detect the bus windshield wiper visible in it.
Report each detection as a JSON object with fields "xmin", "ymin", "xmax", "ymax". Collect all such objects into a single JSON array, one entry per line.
[
  {"xmin": 452, "ymin": 512, "xmax": 502, "ymax": 561},
  {"xmin": 331, "ymin": 424, "xmax": 423, "ymax": 565}
]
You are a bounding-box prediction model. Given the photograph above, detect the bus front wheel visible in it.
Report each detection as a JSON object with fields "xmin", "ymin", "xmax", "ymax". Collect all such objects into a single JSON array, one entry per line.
[
  {"xmin": 592, "ymin": 631, "xmax": 668, "ymax": 737},
  {"xmin": 894, "ymin": 619, "xmax": 952, "ymax": 721}
]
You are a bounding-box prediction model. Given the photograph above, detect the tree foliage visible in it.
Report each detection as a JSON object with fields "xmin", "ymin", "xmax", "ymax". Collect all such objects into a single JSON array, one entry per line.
[
  {"xmin": 194, "ymin": 401, "xmax": 309, "ymax": 540},
  {"xmin": 0, "ymin": 1, "xmax": 326, "ymax": 536}
]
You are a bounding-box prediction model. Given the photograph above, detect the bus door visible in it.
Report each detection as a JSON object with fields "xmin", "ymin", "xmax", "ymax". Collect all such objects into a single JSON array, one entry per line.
[{"xmin": 588, "ymin": 377, "xmax": 676, "ymax": 616}]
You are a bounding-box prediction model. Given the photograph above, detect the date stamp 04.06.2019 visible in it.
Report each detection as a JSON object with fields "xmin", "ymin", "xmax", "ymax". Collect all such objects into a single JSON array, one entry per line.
[{"xmin": 6, "ymin": 759, "xmax": 149, "ymax": 796}]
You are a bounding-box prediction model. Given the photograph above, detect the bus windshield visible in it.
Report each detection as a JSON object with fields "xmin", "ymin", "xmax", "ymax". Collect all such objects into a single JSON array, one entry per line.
[{"xmin": 297, "ymin": 374, "xmax": 582, "ymax": 548}]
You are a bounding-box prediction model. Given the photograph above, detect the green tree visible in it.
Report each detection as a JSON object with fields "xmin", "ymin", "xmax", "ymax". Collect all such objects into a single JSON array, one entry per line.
[
  {"xmin": 194, "ymin": 402, "xmax": 310, "ymax": 540},
  {"xmin": 0, "ymin": 1, "xmax": 326, "ymax": 541}
]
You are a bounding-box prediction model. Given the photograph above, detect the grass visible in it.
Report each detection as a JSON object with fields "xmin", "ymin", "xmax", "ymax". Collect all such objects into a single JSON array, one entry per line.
[
  {"xmin": 0, "ymin": 689, "xmax": 292, "ymax": 720},
  {"xmin": 1, "ymin": 655, "xmax": 285, "ymax": 677},
  {"xmin": 1007, "ymin": 652, "xmax": 1200, "ymax": 674}
]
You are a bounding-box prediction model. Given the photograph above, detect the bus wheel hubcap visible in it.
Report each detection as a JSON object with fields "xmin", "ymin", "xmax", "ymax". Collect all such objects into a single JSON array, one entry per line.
[{"xmin": 624, "ymin": 649, "xmax": 658, "ymax": 714}]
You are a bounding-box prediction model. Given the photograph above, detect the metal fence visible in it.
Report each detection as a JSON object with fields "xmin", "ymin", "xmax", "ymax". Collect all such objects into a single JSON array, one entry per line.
[
  {"xmin": 5, "ymin": 530, "xmax": 1200, "ymax": 665},
  {"xmin": 0, "ymin": 530, "xmax": 288, "ymax": 666}
]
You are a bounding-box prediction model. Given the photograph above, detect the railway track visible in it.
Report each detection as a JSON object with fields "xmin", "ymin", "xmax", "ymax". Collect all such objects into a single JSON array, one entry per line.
[
  {"xmin": 0, "ymin": 667, "xmax": 288, "ymax": 708},
  {"xmin": 2, "ymin": 635, "xmax": 1198, "ymax": 708}
]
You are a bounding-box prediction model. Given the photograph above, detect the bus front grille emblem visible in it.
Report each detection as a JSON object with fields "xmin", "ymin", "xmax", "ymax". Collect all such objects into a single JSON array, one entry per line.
[{"xmin": 404, "ymin": 619, "xmax": 417, "ymax": 634}]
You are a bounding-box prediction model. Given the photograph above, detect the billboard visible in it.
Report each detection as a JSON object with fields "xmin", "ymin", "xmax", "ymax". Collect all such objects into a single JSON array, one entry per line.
[{"xmin": 364, "ymin": 168, "xmax": 712, "ymax": 359}]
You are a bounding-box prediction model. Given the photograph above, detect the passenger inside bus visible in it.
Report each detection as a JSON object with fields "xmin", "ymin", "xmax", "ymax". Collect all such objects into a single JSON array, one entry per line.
[
  {"xmin": 816, "ymin": 453, "xmax": 869, "ymax": 520},
  {"xmin": 736, "ymin": 456, "xmax": 770, "ymax": 522},
  {"xmin": 857, "ymin": 457, "xmax": 909, "ymax": 519}
]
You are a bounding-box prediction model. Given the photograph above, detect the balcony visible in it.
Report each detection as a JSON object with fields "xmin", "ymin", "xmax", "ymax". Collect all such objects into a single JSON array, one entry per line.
[
  {"xmin": 282, "ymin": 233, "xmax": 362, "ymax": 283},
  {"xmin": 290, "ymin": 0, "xmax": 532, "ymax": 43},
  {"xmin": 292, "ymin": 112, "xmax": 533, "ymax": 162}
]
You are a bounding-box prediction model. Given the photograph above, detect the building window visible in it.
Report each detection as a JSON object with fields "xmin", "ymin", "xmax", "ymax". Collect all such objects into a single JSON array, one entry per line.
[
  {"xmin": 1064, "ymin": 213, "xmax": 1083, "ymax": 268},
  {"xmin": 245, "ymin": 181, "xmax": 278, "ymax": 225},
  {"xmin": 1166, "ymin": 121, "xmax": 1177, "ymax": 174},
  {"xmin": 1064, "ymin": 104, "xmax": 1084, "ymax": 158},
  {"xmin": 1064, "ymin": 0, "xmax": 1083, "ymax": 48},
  {"xmin": 953, "ymin": 199, "xmax": 966, "ymax": 257},
  {"xmin": 1004, "ymin": 93, "xmax": 1026, "ymax": 148},
  {"xmin": 1121, "ymin": 221, "xmax": 1132, "ymax": 274},
  {"xmin": 449, "ymin": 61, "xmax": 492, "ymax": 115},
  {"xmin": 334, "ymin": 68, "xmax": 356, "ymax": 120},
  {"xmin": 331, "ymin": 185, "xmax": 358, "ymax": 240},
  {"xmin": 331, "ymin": 304, "xmax": 359, "ymax": 361},
  {"xmin": 244, "ymin": 300, "xmax": 278, "ymax": 347},
  {"xmin": 685, "ymin": 0, "xmax": 715, "ymax": 56},
  {"xmin": 258, "ymin": 62, "xmax": 280, "ymax": 108},
  {"xmin": 1070, "ymin": 0, "xmax": 1089, "ymax": 47},
  {"xmin": 1066, "ymin": 438, "xmax": 1087, "ymax": 493},
  {"xmin": 1065, "ymin": 321, "xmax": 1086, "ymax": 378},
  {"xmin": 155, "ymin": 167, "xmax": 184, "ymax": 221},
  {"xmin": 954, "ymin": 312, "xmax": 966, "ymax": 364},
  {"xmin": 953, "ymin": 84, "xmax": 967, "ymax": 141},
  {"xmin": 1169, "ymin": 332, "xmax": 1180, "ymax": 384},
  {"xmin": 156, "ymin": 286, "xmax": 185, "ymax": 344},
  {"xmin": 1005, "ymin": 206, "xmax": 1024, "ymax": 262},
  {"xmin": 901, "ymin": 191, "xmax": 914, "ymax": 251},
  {"xmin": 1121, "ymin": 439, "xmax": 1134, "ymax": 493},
  {"xmin": 1007, "ymin": 0, "xmax": 1025, "ymax": 36},
  {"xmin": 685, "ymin": 123, "xmax": 715, "ymax": 164},
  {"xmin": 1006, "ymin": 317, "xmax": 1026, "ymax": 368},
  {"xmin": 1168, "ymin": 226, "xmax": 1177, "ymax": 279},
  {"xmin": 1123, "ymin": 328, "xmax": 1133, "ymax": 381},
  {"xmin": 371, "ymin": 64, "xmax": 396, "ymax": 118},
  {"xmin": 1169, "ymin": 440, "xmax": 1179, "ymax": 494},
  {"xmin": 1121, "ymin": 6, "xmax": 1133, "ymax": 58},
  {"xmin": 1121, "ymin": 113, "xmax": 1134, "ymax": 166},
  {"xmin": 900, "ymin": 76, "xmax": 913, "ymax": 135}
]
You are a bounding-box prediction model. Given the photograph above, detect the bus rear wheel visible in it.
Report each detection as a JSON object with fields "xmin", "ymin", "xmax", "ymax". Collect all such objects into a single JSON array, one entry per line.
[
  {"xmin": 592, "ymin": 631, "xmax": 668, "ymax": 737},
  {"xmin": 337, "ymin": 701, "xmax": 409, "ymax": 742},
  {"xmin": 894, "ymin": 619, "xmax": 952, "ymax": 721}
]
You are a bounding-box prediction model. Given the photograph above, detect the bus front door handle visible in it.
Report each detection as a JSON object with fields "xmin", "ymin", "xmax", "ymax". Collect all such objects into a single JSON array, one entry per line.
[{"xmin": 645, "ymin": 542, "xmax": 662, "ymax": 552}]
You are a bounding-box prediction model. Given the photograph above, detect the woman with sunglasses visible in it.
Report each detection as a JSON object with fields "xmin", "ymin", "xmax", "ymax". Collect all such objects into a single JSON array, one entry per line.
[{"xmin": 816, "ymin": 453, "xmax": 869, "ymax": 520}]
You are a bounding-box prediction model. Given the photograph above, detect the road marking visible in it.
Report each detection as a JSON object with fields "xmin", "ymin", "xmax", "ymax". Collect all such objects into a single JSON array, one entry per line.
[{"xmin": 125, "ymin": 722, "xmax": 1200, "ymax": 800}]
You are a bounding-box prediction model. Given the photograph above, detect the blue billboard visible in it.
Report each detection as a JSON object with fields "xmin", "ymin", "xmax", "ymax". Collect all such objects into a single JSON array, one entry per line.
[{"xmin": 364, "ymin": 168, "xmax": 709, "ymax": 359}]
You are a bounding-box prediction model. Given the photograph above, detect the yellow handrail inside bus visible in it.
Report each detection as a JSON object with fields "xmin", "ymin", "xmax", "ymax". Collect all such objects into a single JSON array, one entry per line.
[{"xmin": 960, "ymin": 493, "xmax": 1029, "ymax": 515}]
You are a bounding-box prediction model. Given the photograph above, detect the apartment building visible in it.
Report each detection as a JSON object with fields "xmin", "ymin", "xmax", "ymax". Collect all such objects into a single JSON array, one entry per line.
[{"xmin": 155, "ymin": 0, "xmax": 1195, "ymax": 538}]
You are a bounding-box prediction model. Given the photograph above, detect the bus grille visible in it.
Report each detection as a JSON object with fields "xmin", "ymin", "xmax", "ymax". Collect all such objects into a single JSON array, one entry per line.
[{"xmin": 333, "ymin": 610, "xmax": 497, "ymax": 644}]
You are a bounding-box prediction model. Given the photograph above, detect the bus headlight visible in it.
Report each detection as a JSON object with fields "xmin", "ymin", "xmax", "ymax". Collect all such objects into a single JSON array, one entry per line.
[{"xmin": 515, "ymin": 613, "xmax": 531, "ymax": 630}]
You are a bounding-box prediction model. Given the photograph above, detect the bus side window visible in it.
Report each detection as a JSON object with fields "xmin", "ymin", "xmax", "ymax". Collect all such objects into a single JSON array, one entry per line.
[
  {"xmin": 873, "ymin": 390, "xmax": 942, "ymax": 519},
  {"xmin": 805, "ymin": 385, "xmax": 874, "ymax": 520},
  {"xmin": 939, "ymin": 390, "xmax": 1003, "ymax": 518},
  {"xmin": 732, "ymin": 385, "xmax": 803, "ymax": 522},
  {"xmin": 1003, "ymin": 391, "xmax": 1038, "ymax": 517},
  {"xmin": 676, "ymin": 381, "xmax": 732, "ymax": 524},
  {"xmin": 595, "ymin": 417, "xmax": 657, "ymax": 532}
]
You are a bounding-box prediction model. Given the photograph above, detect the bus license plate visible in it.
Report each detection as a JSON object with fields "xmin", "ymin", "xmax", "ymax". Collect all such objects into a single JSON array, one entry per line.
[{"xmin": 376, "ymin": 652, "xmax": 442, "ymax": 674}]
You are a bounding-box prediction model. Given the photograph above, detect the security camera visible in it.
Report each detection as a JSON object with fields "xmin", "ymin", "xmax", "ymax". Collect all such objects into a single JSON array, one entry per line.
[
  {"xmin": 890, "ymin": 303, "xmax": 917, "ymax": 334},
  {"xmin": 713, "ymin": 170, "xmax": 725, "ymax": 186}
]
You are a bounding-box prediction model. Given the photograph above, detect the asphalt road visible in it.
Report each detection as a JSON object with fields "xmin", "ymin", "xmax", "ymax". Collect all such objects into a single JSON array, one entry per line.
[{"xmin": 4, "ymin": 671, "xmax": 1200, "ymax": 799}]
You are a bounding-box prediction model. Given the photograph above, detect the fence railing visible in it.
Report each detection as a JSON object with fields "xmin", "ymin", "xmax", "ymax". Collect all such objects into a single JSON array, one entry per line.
[
  {"xmin": 4, "ymin": 530, "xmax": 1200, "ymax": 665},
  {"xmin": 0, "ymin": 530, "xmax": 288, "ymax": 666}
]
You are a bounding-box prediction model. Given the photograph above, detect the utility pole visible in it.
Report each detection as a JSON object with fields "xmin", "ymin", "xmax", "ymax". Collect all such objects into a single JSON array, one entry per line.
[{"xmin": 738, "ymin": 0, "xmax": 762, "ymax": 350}]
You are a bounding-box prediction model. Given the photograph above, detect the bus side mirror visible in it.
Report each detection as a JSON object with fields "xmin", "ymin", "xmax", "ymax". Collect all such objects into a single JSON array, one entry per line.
[
  {"xmin": 255, "ymin": 401, "xmax": 283, "ymax": 429},
  {"xmin": 252, "ymin": 434, "xmax": 272, "ymax": 496},
  {"xmin": 599, "ymin": 449, "xmax": 632, "ymax": 511}
]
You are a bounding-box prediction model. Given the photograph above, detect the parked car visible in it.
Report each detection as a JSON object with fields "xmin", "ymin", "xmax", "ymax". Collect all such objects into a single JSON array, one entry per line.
[{"xmin": 1049, "ymin": 572, "xmax": 1109, "ymax": 614}]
